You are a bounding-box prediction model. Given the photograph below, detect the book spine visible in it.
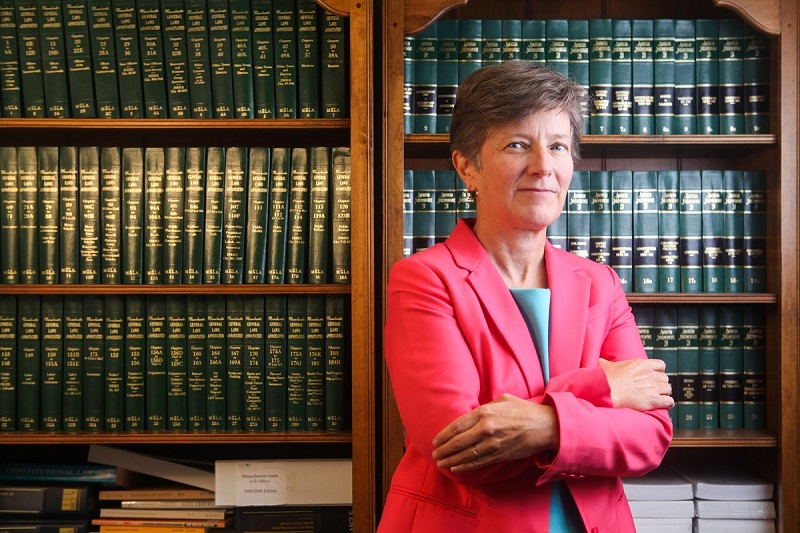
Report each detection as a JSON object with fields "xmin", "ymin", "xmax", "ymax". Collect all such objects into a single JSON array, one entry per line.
[
  {"xmin": 589, "ymin": 170, "xmax": 611, "ymax": 267},
  {"xmin": 673, "ymin": 19, "xmax": 696, "ymax": 134},
  {"xmin": 243, "ymin": 295, "xmax": 265, "ymax": 431},
  {"xmin": 225, "ymin": 294, "xmax": 244, "ymax": 430},
  {"xmin": 136, "ymin": 0, "xmax": 167, "ymax": 118},
  {"xmin": 412, "ymin": 23, "xmax": 436, "ymax": 134},
  {"xmin": 185, "ymin": 0, "xmax": 213, "ymax": 118},
  {"xmin": 221, "ymin": 146, "xmax": 247, "ymax": 284},
  {"xmin": 0, "ymin": 485, "xmax": 93, "ymax": 514},
  {"xmin": 161, "ymin": 0, "xmax": 190, "ymax": 118},
  {"xmin": 244, "ymin": 147, "xmax": 270, "ymax": 283},
  {"xmin": 112, "ymin": 0, "xmax": 144, "ymax": 118},
  {"xmin": 38, "ymin": 0, "xmax": 69, "ymax": 117},
  {"xmin": 104, "ymin": 295, "xmax": 125, "ymax": 431},
  {"xmin": 205, "ymin": 295, "xmax": 227, "ymax": 431},
  {"xmin": 17, "ymin": 295, "xmax": 41, "ymax": 430},
  {"xmin": 410, "ymin": 169, "xmax": 434, "ymax": 255},
  {"xmin": 458, "ymin": 19, "xmax": 481, "ymax": 84},
  {"xmin": 145, "ymin": 294, "xmax": 167, "ymax": 430},
  {"xmin": 78, "ymin": 146, "xmax": 100, "ymax": 284},
  {"xmin": 611, "ymin": 170, "xmax": 633, "ymax": 292},
  {"xmin": 58, "ymin": 146, "xmax": 78, "ymax": 284},
  {"xmin": 203, "ymin": 147, "xmax": 225, "ymax": 283},
  {"xmin": 657, "ymin": 170, "xmax": 680, "ymax": 292},
  {"xmin": 568, "ymin": 20, "xmax": 590, "ymax": 135},
  {"xmin": 701, "ymin": 170, "xmax": 725, "ymax": 292},
  {"xmin": 723, "ymin": 170, "xmax": 745, "ymax": 292},
  {"xmin": 40, "ymin": 296, "xmax": 63, "ymax": 430},
  {"xmin": 0, "ymin": 296, "xmax": 16, "ymax": 430},
  {"xmin": 166, "ymin": 295, "xmax": 188, "ymax": 430},
  {"xmin": 182, "ymin": 147, "xmax": 205, "ymax": 284},
  {"xmin": 16, "ymin": 0, "xmax": 45, "ymax": 117},
  {"xmin": 718, "ymin": 305, "xmax": 744, "ymax": 428},
  {"xmin": 273, "ymin": 0, "xmax": 297, "ymax": 118},
  {"xmin": 0, "ymin": 3, "xmax": 21, "ymax": 117},
  {"xmin": 62, "ymin": 295, "xmax": 83, "ymax": 430},
  {"xmin": 62, "ymin": 2, "xmax": 95, "ymax": 117},
  {"xmin": 567, "ymin": 170, "xmax": 590, "ymax": 260},
  {"xmin": 305, "ymin": 294, "xmax": 325, "ymax": 431},
  {"xmin": 546, "ymin": 185, "xmax": 567, "ymax": 250},
  {"xmin": 100, "ymin": 146, "xmax": 122, "ymax": 284},
  {"xmin": 252, "ymin": 0, "xmax": 275, "ymax": 119},
  {"xmin": 320, "ymin": 9, "xmax": 346, "ymax": 118},
  {"xmin": 481, "ymin": 19, "xmax": 501, "ymax": 67},
  {"xmin": 325, "ymin": 294, "xmax": 347, "ymax": 430},
  {"xmin": 633, "ymin": 304, "xmax": 655, "ymax": 357},
  {"xmin": 743, "ymin": 23, "xmax": 770, "ymax": 134},
  {"xmin": 331, "ymin": 147, "xmax": 352, "ymax": 283},
  {"xmin": 266, "ymin": 147, "xmax": 290, "ymax": 283},
  {"xmin": 264, "ymin": 294, "xmax": 287, "ymax": 431},
  {"xmin": 633, "ymin": 171, "xmax": 658, "ymax": 292},
  {"xmin": 402, "ymin": 169, "xmax": 413, "ymax": 257},
  {"xmin": 455, "ymin": 172, "xmax": 475, "ymax": 220},
  {"xmin": 743, "ymin": 170, "xmax": 767, "ymax": 292},
  {"xmin": 286, "ymin": 294, "xmax": 306, "ymax": 431},
  {"xmin": 544, "ymin": 19, "xmax": 568, "ymax": 76},
  {"xmin": 121, "ymin": 147, "xmax": 144, "ymax": 284},
  {"xmin": 186, "ymin": 295, "xmax": 207, "ymax": 430},
  {"xmin": 296, "ymin": 0, "xmax": 318, "ymax": 118},
  {"xmin": 698, "ymin": 305, "xmax": 719, "ymax": 428},
  {"xmin": 17, "ymin": 146, "xmax": 39, "ymax": 284},
  {"xmin": 434, "ymin": 170, "xmax": 457, "ymax": 243},
  {"xmin": 611, "ymin": 19, "xmax": 633, "ymax": 134},
  {"xmin": 653, "ymin": 19, "xmax": 675, "ymax": 134},
  {"xmin": 38, "ymin": 147, "xmax": 59, "ymax": 285},
  {"xmin": 307, "ymin": 146, "xmax": 330, "ymax": 283},
  {"xmin": 679, "ymin": 170, "xmax": 703, "ymax": 292},
  {"xmin": 631, "ymin": 20, "xmax": 655, "ymax": 135},
  {"xmin": 522, "ymin": 20, "xmax": 545, "ymax": 66},
  {"xmin": 163, "ymin": 147, "xmax": 185, "ymax": 284},
  {"xmin": 286, "ymin": 147, "xmax": 310, "ymax": 283},
  {"xmin": 718, "ymin": 18, "xmax": 745, "ymax": 134},
  {"xmin": 435, "ymin": 19, "xmax": 458, "ymax": 133},
  {"xmin": 82, "ymin": 295, "xmax": 105, "ymax": 431},
  {"xmin": 87, "ymin": 0, "xmax": 119, "ymax": 118},
  {"xmin": 588, "ymin": 19, "xmax": 612, "ymax": 134},
  {"xmin": 654, "ymin": 305, "xmax": 678, "ymax": 427},
  {"xmin": 124, "ymin": 295, "xmax": 145, "ymax": 430},
  {"xmin": 742, "ymin": 305, "xmax": 766, "ymax": 429},
  {"xmin": 143, "ymin": 147, "xmax": 165, "ymax": 285},
  {"xmin": 229, "ymin": 0, "xmax": 254, "ymax": 118},
  {"xmin": 0, "ymin": 146, "xmax": 20, "ymax": 283},
  {"xmin": 677, "ymin": 305, "xmax": 700, "ymax": 429},
  {"xmin": 207, "ymin": 0, "xmax": 234, "ymax": 118},
  {"xmin": 696, "ymin": 19, "xmax": 720, "ymax": 134},
  {"xmin": 402, "ymin": 34, "xmax": 413, "ymax": 134}
]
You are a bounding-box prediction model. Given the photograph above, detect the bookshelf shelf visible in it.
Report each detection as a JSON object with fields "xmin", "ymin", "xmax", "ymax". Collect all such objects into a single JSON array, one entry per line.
[
  {"xmin": 0, "ymin": 118, "xmax": 350, "ymax": 130},
  {"xmin": 0, "ymin": 285, "xmax": 352, "ymax": 296},
  {"xmin": 671, "ymin": 429, "xmax": 777, "ymax": 448},
  {"xmin": 625, "ymin": 293, "xmax": 778, "ymax": 304},
  {"xmin": 0, "ymin": 432, "xmax": 353, "ymax": 445}
]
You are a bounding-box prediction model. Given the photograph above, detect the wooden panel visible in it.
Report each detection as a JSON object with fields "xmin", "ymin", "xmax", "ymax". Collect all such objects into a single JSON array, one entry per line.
[{"xmin": 713, "ymin": 0, "xmax": 781, "ymax": 35}]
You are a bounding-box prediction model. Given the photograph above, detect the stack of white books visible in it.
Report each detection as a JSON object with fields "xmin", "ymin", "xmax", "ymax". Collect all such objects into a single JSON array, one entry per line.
[{"xmin": 622, "ymin": 465, "xmax": 694, "ymax": 533}]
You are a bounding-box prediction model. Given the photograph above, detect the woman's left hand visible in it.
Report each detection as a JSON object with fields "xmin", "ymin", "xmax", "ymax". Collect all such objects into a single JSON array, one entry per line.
[{"xmin": 431, "ymin": 393, "xmax": 559, "ymax": 473}]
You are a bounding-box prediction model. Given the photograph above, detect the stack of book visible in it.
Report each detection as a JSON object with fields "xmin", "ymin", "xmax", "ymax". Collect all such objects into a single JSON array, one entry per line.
[{"xmin": 623, "ymin": 465, "xmax": 694, "ymax": 533}]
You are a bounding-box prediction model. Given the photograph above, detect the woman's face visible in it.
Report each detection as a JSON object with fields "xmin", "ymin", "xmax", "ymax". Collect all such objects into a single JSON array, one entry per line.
[{"xmin": 454, "ymin": 109, "xmax": 574, "ymax": 234}]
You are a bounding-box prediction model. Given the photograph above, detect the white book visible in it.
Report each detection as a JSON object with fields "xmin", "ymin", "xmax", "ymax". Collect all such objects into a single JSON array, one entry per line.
[
  {"xmin": 88, "ymin": 445, "xmax": 216, "ymax": 491},
  {"xmin": 623, "ymin": 466, "xmax": 694, "ymax": 501},
  {"xmin": 629, "ymin": 499, "xmax": 695, "ymax": 518},
  {"xmin": 673, "ymin": 465, "xmax": 774, "ymax": 501},
  {"xmin": 695, "ymin": 499, "xmax": 777, "ymax": 520},
  {"xmin": 694, "ymin": 518, "xmax": 776, "ymax": 533},
  {"xmin": 632, "ymin": 517, "xmax": 692, "ymax": 533}
]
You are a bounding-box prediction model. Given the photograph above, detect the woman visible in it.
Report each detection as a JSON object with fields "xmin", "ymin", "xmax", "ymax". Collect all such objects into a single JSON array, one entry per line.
[{"xmin": 380, "ymin": 61, "xmax": 674, "ymax": 532}]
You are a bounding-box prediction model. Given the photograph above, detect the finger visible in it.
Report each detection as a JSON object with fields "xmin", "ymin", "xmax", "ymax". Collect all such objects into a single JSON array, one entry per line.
[{"xmin": 432, "ymin": 411, "xmax": 477, "ymax": 448}]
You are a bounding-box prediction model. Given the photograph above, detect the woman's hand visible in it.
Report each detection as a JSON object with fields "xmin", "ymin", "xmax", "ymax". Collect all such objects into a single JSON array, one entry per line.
[
  {"xmin": 431, "ymin": 393, "xmax": 558, "ymax": 473},
  {"xmin": 599, "ymin": 358, "xmax": 675, "ymax": 411}
]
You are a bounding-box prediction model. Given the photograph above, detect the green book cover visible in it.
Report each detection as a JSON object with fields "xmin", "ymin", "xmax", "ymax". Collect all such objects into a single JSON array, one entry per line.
[
  {"xmin": 742, "ymin": 305, "xmax": 766, "ymax": 429},
  {"xmin": 244, "ymin": 146, "xmax": 270, "ymax": 284},
  {"xmin": 15, "ymin": 0, "xmax": 45, "ymax": 117},
  {"xmin": 653, "ymin": 19, "xmax": 675, "ymax": 134},
  {"xmin": 296, "ymin": 0, "xmax": 317, "ymax": 118},
  {"xmin": 186, "ymin": 295, "xmax": 207, "ymax": 430},
  {"xmin": 38, "ymin": 0, "xmax": 69, "ymax": 117},
  {"xmin": 111, "ymin": 0, "xmax": 143, "ymax": 117},
  {"xmin": 243, "ymin": 295, "xmax": 265, "ymax": 431},
  {"xmin": 37, "ymin": 147, "xmax": 58, "ymax": 285},
  {"xmin": 163, "ymin": 147, "xmax": 185, "ymax": 285},
  {"xmin": 434, "ymin": 170, "xmax": 457, "ymax": 243},
  {"xmin": 743, "ymin": 170, "xmax": 767, "ymax": 292},
  {"xmin": 121, "ymin": 147, "xmax": 144, "ymax": 284},
  {"xmin": 723, "ymin": 170, "xmax": 744, "ymax": 292},
  {"xmin": 78, "ymin": 146, "xmax": 100, "ymax": 284},
  {"xmin": 230, "ymin": 0, "xmax": 254, "ymax": 118},
  {"xmin": 104, "ymin": 295, "xmax": 124, "ymax": 431},
  {"xmin": 286, "ymin": 147, "xmax": 310, "ymax": 284},
  {"xmin": 718, "ymin": 305, "xmax": 743, "ymax": 429},
  {"xmin": 611, "ymin": 170, "xmax": 633, "ymax": 291},
  {"xmin": 124, "ymin": 295, "xmax": 145, "ymax": 430},
  {"xmin": 546, "ymin": 186, "xmax": 567, "ymax": 251},
  {"xmin": 743, "ymin": 23, "xmax": 770, "ymax": 134},
  {"xmin": 501, "ymin": 19, "xmax": 521, "ymax": 61},
  {"xmin": 273, "ymin": 0, "xmax": 297, "ymax": 118},
  {"xmin": 633, "ymin": 304, "xmax": 655, "ymax": 358},
  {"xmin": 161, "ymin": 0, "xmax": 190, "ymax": 118},
  {"xmin": 286, "ymin": 294, "xmax": 306, "ymax": 431},
  {"xmin": 701, "ymin": 170, "xmax": 725, "ymax": 292},
  {"xmin": 657, "ymin": 170, "xmax": 680, "ymax": 292},
  {"xmin": 696, "ymin": 19, "xmax": 720, "ymax": 134},
  {"xmin": 40, "ymin": 296, "xmax": 63, "ymax": 431},
  {"xmin": 568, "ymin": 19, "xmax": 590, "ymax": 135},
  {"xmin": 0, "ymin": 3, "xmax": 21, "ymax": 117},
  {"xmin": 0, "ymin": 296, "xmax": 16, "ymax": 430},
  {"xmin": 136, "ymin": 0, "xmax": 167, "ymax": 117},
  {"xmin": 633, "ymin": 170, "xmax": 658, "ymax": 292},
  {"xmin": 458, "ymin": 19, "xmax": 481, "ymax": 84},
  {"xmin": 62, "ymin": 2, "xmax": 94, "ymax": 117},
  {"xmin": 17, "ymin": 295, "xmax": 41, "ymax": 430},
  {"xmin": 82, "ymin": 295, "xmax": 104, "ymax": 431},
  {"xmin": 100, "ymin": 146, "xmax": 121, "ymax": 284},
  {"xmin": 58, "ymin": 147, "xmax": 78, "ymax": 284},
  {"xmin": 208, "ymin": 0, "xmax": 235, "ymax": 118},
  {"xmin": 411, "ymin": 169, "xmax": 435, "ymax": 255},
  {"xmin": 185, "ymin": 0, "xmax": 213, "ymax": 118},
  {"xmin": 545, "ymin": 19, "xmax": 568, "ymax": 77},
  {"xmin": 325, "ymin": 294, "xmax": 347, "ymax": 431},
  {"xmin": 203, "ymin": 147, "xmax": 225, "ymax": 283},
  {"xmin": 182, "ymin": 147, "xmax": 206, "ymax": 284},
  {"xmin": 143, "ymin": 147, "xmax": 164, "ymax": 284},
  {"xmin": 308, "ymin": 146, "xmax": 330, "ymax": 283},
  {"xmin": 589, "ymin": 170, "xmax": 611, "ymax": 266},
  {"xmin": 719, "ymin": 18, "xmax": 745, "ymax": 134},
  {"xmin": 679, "ymin": 170, "xmax": 703, "ymax": 292},
  {"xmin": 145, "ymin": 294, "xmax": 167, "ymax": 430},
  {"xmin": 674, "ymin": 19, "xmax": 696, "ymax": 134},
  {"xmin": 0, "ymin": 146, "xmax": 19, "ymax": 283},
  {"xmin": 481, "ymin": 19, "xmax": 501, "ymax": 67},
  {"xmin": 402, "ymin": 34, "xmax": 413, "ymax": 134},
  {"xmin": 413, "ymin": 23, "xmax": 437, "ymax": 134},
  {"xmin": 611, "ymin": 19, "xmax": 633, "ymax": 135},
  {"xmin": 305, "ymin": 295, "xmax": 325, "ymax": 431},
  {"xmin": 222, "ymin": 146, "xmax": 247, "ymax": 284},
  {"xmin": 17, "ymin": 146, "xmax": 39, "ymax": 284},
  {"xmin": 402, "ymin": 169, "xmax": 413, "ymax": 257},
  {"xmin": 266, "ymin": 147, "xmax": 290, "ymax": 283},
  {"xmin": 522, "ymin": 19, "xmax": 545, "ymax": 66},
  {"xmin": 166, "ymin": 295, "xmax": 188, "ymax": 431},
  {"xmin": 677, "ymin": 305, "xmax": 700, "ymax": 429},
  {"xmin": 434, "ymin": 19, "xmax": 456, "ymax": 133},
  {"xmin": 654, "ymin": 305, "xmax": 678, "ymax": 427},
  {"xmin": 589, "ymin": 19, "xmax": 612, "ymax": 134},
  {"xmin": 456, "ymin": 171, "xmax": 475, "ymax": 220},
  {"xmin": 205, "ymin": 295, "xmax": 227, "ymax": 430},
  {"xmin": 225, "ymin": 294, "xmax": 244, "ymax": 430},
  {"xmin": 62, "ymin": 295, "xmax": 82, "ymax": 430},
  {"xmin": 320, "ymin": 9, "xmax": 347, "ymax": 118},
  {"xmin": 87, "ymin": 0, "xmax": 119, "ymax": 118},
  {"xmin": 264, "ymin": 294, "xmax": 287, "ymax": 431},
  {"xmin": 252, "ymin": 0, "xmax": 275, "ymax": 118},
  {"xmin": 632, "ymin": 20, "xmax": 655, "ymax": 135},
  {"xmin": 567, "ymin": 170, "xmax": 590, "ymax": 260}
]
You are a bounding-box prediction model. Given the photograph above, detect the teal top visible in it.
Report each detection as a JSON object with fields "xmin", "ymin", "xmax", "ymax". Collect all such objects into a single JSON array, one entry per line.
[{"xmin": 510, "ymin": 288, "xmax": 583, "ymax": 533}]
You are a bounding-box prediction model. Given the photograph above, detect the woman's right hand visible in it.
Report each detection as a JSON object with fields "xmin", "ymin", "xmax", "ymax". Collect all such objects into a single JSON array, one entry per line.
[{"xmin": 598, "ymin": 358, "xmax": 675, "ymax": 412}]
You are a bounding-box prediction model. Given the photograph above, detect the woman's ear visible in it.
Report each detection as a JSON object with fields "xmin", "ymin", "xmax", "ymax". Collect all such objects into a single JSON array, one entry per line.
[{"xmin": 452, "ymin": 151, "xmax": 473, "ymax": 187}]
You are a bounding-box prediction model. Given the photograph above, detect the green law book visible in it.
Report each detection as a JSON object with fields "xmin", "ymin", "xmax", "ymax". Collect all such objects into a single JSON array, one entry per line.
[
  {"xmin": 87, "ymin": 0, "xmax": 119, "ymax": 118},
  {"xmin": 0, "ymin": 3, "xmax": 21, "ymax": 117},
  {"xmin": 677, "ymin": 305, "xmax": 700, "ymax": 429},
  {"xmin": 325, "ymin": 294, "xmax": 347, "ymax": 431},
  {"xmin": 244, "ymin": 146, "xmax": 270, "ymax": 284},
  {"xmin": 208, "ymin": 0, "xmax": 234, "ymax": 118},
  {"xmin": 136, "ymin": 0, "xmax": 167, "ymax": 117},
  {"xmin": 163, "ymin": 147, "xmax": 185, "ymax": 285},
  {"xmin": 501, "ymin": 19, "xmax": 522, "ymax": 61},
  {"xmin": 243, "ymin": 295, "xmax": 265, "ymax": 432},
  {"xmin": 15, "ymin": 0, "xmax": 45, "ymax": 117},
  {"xmin": 286, "ymin": 294, "xmax": 307, "ymax": 431},
  {"xmin": 166, "ymin": 295, "xmax": 188, "ymax": 431},
  {"xmin": 252, "ymin": 0, "xmax": 275, "ymax": 118},
  {"xmin": 203, "ymin": 147, "xmax": 225, "ymax": 283},
  {"xmin": 546, "ymin": 190, "xmax": 567, "ymax": 251},
  {"xmin": 273, "ymin": 0, "xmax": 297, "ymax": 118},
  {"xmin": 62, "ymin": 295, "xmax": 83, "ymax": 430},
  {"xmin": 743, "ymin": 170, "xmax": 767, "ymax": 292},
  {"xmin": 266, "ymin": 147, "xmax": 290, "ymax": 283},
  {"xmin": 0, "ymin": 296, "xmax": 16, "ymax": 430},
  {"xmin": 545, "ymin": 19, "xmax": 568, "ymax": 77},
  {"xmin": 413, "ymin": 23, "xmax": 437, "ymax": 134},
  {"xmin": 205, "ymin": 295, "xmax": 227, "ymax": 431},
  {"xmin": 230, "ymin": 0, "xmax": 254, "ymax": 118},
  {"xmin": 718, "ymin": 305, "xmax": 743, "ymax": 428},
  {"xmin": 589, "ymin": 170, "xmax": 611, "ymax": 266},
  {"xmin": 286, "ymin": 147, "xmax": 310, "ymax": 284},
  {"xmin": 38, "ymin": 0, "xmax": 69, "ymax": 117},
  {"xmin": 653, "ymin": 19, "xmax": 675, "ymax": 134},
  {"xmin": 589, "ymin": 19, "xmax": 612, "ymax": 134},
  {"xmin": 568, "ymin": 19, "xmax": 590, "ymax": 135},
  {"xmin": 221, "ymin": 146, "xmax": 247, "ymax": 284},
  {"xmin": 743, "ymin": 23, "xmax": 770, "ymax": 134},
  {"xmin": 0, "ymin": 146, "xmax": 19, "ymax": 283},
  {"xmin": 719, "ymin": 18, "xmax": 745, "ymax": 134},
  {"xmin": 657, "ymin": 170, "xmax": 680, "ymax": 292},
  {"xmin": 111, "ymin": 0, "xmax": 143, "ymax": 118},
  {"xmin": 100, "ymin": 147, "xmax": 121, "ymax": 284},
  {"xmin": 183, "ymin": 147, "xmax": 206, "ymax": 284},
  {"xmin": 611, "ymin": 170, "xmax": 634, "ymax": 292},
  {"xmin": 701, "ymin": 170, "xmax": 725, "ymax": 292},
  {"xmin": 296, "ymin": 0, "xmax": 317, "ymax": 118},
  {"xmin": 674, "ymin": 19, "xmax": 696, "ymax": 134},
  {"xmin": 632, "ymin": 20, "xmax": 655, "ymax": 135},
  {"xmin": 696, "ymin": 19, "xmax": 720, "ymax": 134},
  {"xmin": 456, "ymin": 172, "xmax": 475, "ymax": 220},
  {"xmin": 143, "ymin": 147, "xmax": 165, "ymax": 284},
  {"xmin": 226, "ymin": 294, "xmax": 245, "ymax": 430},
  {"xmin": 320, "ymin": 9, "xmax": 347, "ymax": 118},
  {"xmin": 305, "ymin": 295, "xmax": 325, "ymax": 431},
  {"xmin": 62, "ymin": 2, "xmax": 95, "ymax": 117},
  {"xmin": 481, "ymin": 19, "xmax": 501, "ymax": 67},
  {"xmin": 82, "ymin": 295, "xmax": 104, "ymax": 431},
  {"xmin": 264, "ymin": 294, "xmax": 287, "ymax": 431},
  {"xmin": 124, "ymin": 295, "xmax": 145, "ymax": 430},
  {"xmin": 104, "ymin": 295, "xmax": 124, "ymax": 431},
  {"xmin": 458, "ymin": 19, "xmax": 481, "ymax": 84},
  {"xmin": 17, "ymin": 295, "xmax": 41, "ymax": 430},
  {"xmin": 434, "ymin": 170, "xmax": 457, "ymax": 244},
  {"xmin": 40, "ymin": 296, "xmax": 63, "ymax": 431},
  {"xmin": 567, "ymin": 170, "xmax": 590, "ymax": 260},
  {"xmin": 742, "ymin": 305, "xmax": 766, "ymax": 429},
  {"xmin": 186, "ymin": 295, "xmax": 207, "ymax": 430},
  {"xmin": 161, "ymin": 0, "xmax": 190, "ymax": 118},
  {"xmin": 121, "ymin": 148, "xmax": 144, "ymax": 284},
  {"xmin": 411, "ymin": 169, "xmax": 435, "ymax": 255},
  {"xmin": 654, "ymin": 305, "xmax": 678, "ymax": 427},
  {"xmin": 611, "ymin": 19, "xmax": 633, "ymax": 134},
  {"xmin": 58, "ymin": 147, "xmax": 78, "ymax": 284},
  {"xmin": 145, "ymin": 294, "xmax": 167, "ymax": 430},
  {"xmin": 308, "ymin": 146, "xmax": 330, "ymax": 283},
  {"xmin": 402, "ymin": 34, "xmax": 413, "ymax": 134},
  {"xmin": 402, "ymin": 169, "xmax": 413, "ymax": 257},
  {"xmin": 723, "ymin": 170, "xmax": 745, "ymax": 292},
  {"xmin": 78, "ymin": 146, "xmax": 100, "ymax": 284},
  {"xmin": 679, "ymin": 170, "xmax": 703, "ymax": 292},
  {"xmin": 633, "ymin": 304, "xmax": 655, "ymax": 358},
  {"xmin": 37, "ymin": 147, "xmax": 58, "ymax": 284},
  {"xmin": 522, "ymin": 19, "xmax": 546, "ymax": 66},
  {"xmin": 17, "ymin": 146, "xmax": 39, "ymax": 284},
  {"xmin": 633, "ymin": 171, "xmax": 658, "ymax": 292},
  {"xmin": 185, "ymin": 0, "xmax": 213, "ymax": 118}
]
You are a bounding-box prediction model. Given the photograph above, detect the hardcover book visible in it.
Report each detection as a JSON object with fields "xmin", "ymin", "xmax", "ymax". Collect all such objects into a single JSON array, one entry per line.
[
  {"xmin": 229, "ymin": 0, "xmax": 254, "ymax": 118},
  {"xmin": 653, "ymin": 19, "xmax": 675, "ymax": 134},
  {"xmin": 631, "ymin": 20, "xmax": 655, "ymax": 134},
  {"xmin": 435, "ymin": 19, "xmax": 458, "ymax": 133},
  {"xmin": 286, "ymin": 147, "xmax": 310, "ymax": 283},
  {"xmin": 87, "ymin": 0, "xmax": 119, "ymax": 118},
  {"xmin": 588, "ymin": 19, "xmax": 612, "ymax": 134},
  {"xmin": 696, "ymin": 19, "xmax": 720, "ymax": 134},
  {"xmin": 244, "ymin": 147, "xmax": 270, "ymax": 284}
]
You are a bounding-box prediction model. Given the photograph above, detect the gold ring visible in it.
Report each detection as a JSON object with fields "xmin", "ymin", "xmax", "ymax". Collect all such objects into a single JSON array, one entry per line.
[{"xmin": 472, "ymin": 446, "xmax": 479, "ymax": 457}]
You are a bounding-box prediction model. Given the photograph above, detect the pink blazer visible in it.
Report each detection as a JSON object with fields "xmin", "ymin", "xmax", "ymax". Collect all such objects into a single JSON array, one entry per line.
[{"xmin": 380, "ymin": 219, "xmax": 673, "ymax": 533}]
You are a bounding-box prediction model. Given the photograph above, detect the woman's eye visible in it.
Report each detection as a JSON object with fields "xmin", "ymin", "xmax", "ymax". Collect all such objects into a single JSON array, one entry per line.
[
  {"xmin": 507, "ymin": 142, "xmax": 525, "ymax": 150},
  {"xmin": 551, "ymin": 144, "xmax": 568, "ymax": 152}
]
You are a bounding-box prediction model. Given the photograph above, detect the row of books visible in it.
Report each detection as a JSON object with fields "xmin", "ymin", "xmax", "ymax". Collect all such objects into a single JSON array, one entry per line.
[
  {"xmin": 0, "ymin": 145, "xmax": 351, "ymax": 285},
  {"xmin": 405, "ymin": 17, "xmax": 769, "ymax": 135},
  {"xmin": 404, "ymin": 168, "xmax": 768, "ymax": 293},
  {"xmin": 1, "ymin": 0, "xmax": 348, "ymax": 119},
  {"xmin": 0, "ymin": 294, "xmax": 351, "ymax": 433}
]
